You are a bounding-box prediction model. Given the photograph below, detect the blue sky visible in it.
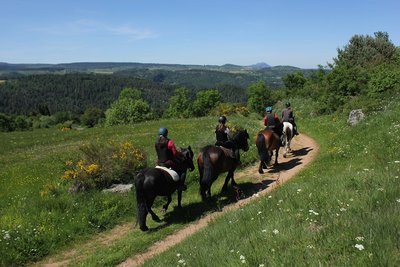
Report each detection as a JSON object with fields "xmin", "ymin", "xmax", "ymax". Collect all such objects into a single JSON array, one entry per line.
[{"xmin": 1, "ymin": 0, "xmax": 399, "ymax": 68}]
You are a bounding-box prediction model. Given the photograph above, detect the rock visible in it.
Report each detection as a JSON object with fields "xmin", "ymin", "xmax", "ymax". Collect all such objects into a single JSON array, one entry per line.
[
  {"xmin": 102, "ymin": 184, "xmax": 133, "ymax": 193},
  {"xmin": 348, "ymin": 109, "xmax": 365, "ymax": 126}
]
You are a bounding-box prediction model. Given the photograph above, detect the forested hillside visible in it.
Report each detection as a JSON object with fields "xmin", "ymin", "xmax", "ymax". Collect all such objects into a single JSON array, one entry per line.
[{"xmin": 0, "ymin": 64, "xmax": 311, "ymax": 115}]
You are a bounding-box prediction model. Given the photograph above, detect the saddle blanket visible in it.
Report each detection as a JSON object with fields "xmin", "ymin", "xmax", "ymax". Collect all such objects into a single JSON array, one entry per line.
[{"xmin": 155, "ymin": 166, "xmax": 180, "ymax": 182}]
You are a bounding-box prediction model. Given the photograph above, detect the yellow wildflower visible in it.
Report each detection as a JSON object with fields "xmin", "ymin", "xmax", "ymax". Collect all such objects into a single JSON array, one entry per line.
[{"xmin": 85, "ymin": 163, "xmax": 100, "ymax": 174}]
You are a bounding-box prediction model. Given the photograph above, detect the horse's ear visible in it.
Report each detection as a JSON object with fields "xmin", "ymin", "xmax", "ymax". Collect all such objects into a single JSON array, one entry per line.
[{"xmin": 188, "ymin": 145, "xmax": 192, "ymax": 150}]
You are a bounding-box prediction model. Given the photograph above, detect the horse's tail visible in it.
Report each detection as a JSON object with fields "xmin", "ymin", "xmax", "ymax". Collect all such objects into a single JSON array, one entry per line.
[
  {"xmin": 200, "ymin": 149, "xmax": 213, "ymax": 200},
  {"xmin": 256, "ymin": 133, "xmax": 268, "ymax": 162},
  {"xmin": 135, "ymin": 171, "xmax": 148, "ymax": 231}
]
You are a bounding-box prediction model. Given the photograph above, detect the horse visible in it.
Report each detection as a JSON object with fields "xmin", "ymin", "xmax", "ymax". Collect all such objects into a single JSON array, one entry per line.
[
  {"xmin": 197, "ymin": 129, "xmax": 249, "ymax": 201},
  {"xmin": 135, "ymin": 146, "xmax": 195, "ymax": 231},
  {"xmin": 282, "ymin": 122, "xmax": 293, "ymax": 158},
  {"xmin": 255, "ymin": 129, "xmax": 281, "ymax": 174}
]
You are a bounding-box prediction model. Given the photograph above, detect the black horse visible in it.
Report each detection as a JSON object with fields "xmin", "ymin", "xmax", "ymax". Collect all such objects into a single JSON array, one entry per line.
[
  {"xmin": 197, "ymin": 129, "xmax": 249, "ymax": 201},
  {"xmin": 135, "ymin": 146, "xmax": 195, "ymax": 231}
]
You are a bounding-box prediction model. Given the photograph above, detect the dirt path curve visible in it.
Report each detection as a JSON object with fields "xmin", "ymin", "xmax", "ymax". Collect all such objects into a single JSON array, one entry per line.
[
  {"xmin": 118, "ymin": 133, "xmax": 319, "ymax": 267},
  {"xmin": 36, "ymin": 134, "xmax": 318, "ymax": 267}
]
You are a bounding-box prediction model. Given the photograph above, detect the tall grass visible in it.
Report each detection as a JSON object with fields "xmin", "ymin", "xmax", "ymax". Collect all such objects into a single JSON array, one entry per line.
[
  {"xmin": 142, "ymin": 99, "xmax": 400, "ymax": 266},
  {"xmin": 0, "ymin": 115, "xmax": 260, "ymax": 266}
]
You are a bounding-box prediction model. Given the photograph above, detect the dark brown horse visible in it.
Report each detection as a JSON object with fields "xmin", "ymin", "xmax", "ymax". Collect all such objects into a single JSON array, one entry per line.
[
  {"xmin": 197, "ymin": 129, "xmax": 249, "ymax": 201},
  {"xmin": 135, "ymin": 146, "xmax": 195, "ymax": 231},
  {"xmin": 255, "ymin": 129, "xmax": 281, "ymax": 174}
]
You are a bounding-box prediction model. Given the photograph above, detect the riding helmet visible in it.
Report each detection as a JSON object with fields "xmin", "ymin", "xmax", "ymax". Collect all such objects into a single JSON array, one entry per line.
[
  {"xmin": 265, "ymin": 106, "xmax": 273, "ymax": 112},
  {"xmin": 218, "ymin": 115, "xmax": 227, "ymax": 124},
  {"xmin": 285, "ymin": 102, "xmax": 291, "ymax": 107},
  {"xmin": 158, "ymin": 127, "xmax": 168, "ymax": 137}
]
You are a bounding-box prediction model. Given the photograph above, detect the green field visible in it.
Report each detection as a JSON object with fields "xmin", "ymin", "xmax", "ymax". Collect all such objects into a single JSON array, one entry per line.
[{"xmin": 1, "ymin": 98, "xmax": 400, "ymax": 266}]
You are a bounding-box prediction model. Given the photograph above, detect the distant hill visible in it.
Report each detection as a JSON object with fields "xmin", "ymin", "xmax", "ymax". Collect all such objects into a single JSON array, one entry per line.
[{"xmin": 0, "ymin": 62, "xmax": 316, "ymax": 115}]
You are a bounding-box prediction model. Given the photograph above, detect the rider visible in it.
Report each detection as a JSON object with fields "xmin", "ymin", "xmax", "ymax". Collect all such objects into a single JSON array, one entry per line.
[
  {"xmin": 281, "ymin": 102, "xmax": 299, "ymax": 135},
  {"xmin": 215, "ymin": 115, "xmax": 240, "ymax": 164},
  {"xmin": 264, "ymin": 106, "xmax": 283, "ymax": 137},
  {"xmin": 155, "ymin": 127, "xmax": 186, "ymax": 190}
]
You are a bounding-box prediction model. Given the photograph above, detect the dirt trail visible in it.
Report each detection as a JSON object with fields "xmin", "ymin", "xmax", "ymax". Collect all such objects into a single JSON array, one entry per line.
[{"xmin": 36, "ymin": 134, "xmax": 318, "ymax": 267}]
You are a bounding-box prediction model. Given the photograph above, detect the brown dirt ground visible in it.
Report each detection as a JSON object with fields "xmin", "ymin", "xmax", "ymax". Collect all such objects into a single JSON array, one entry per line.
[{"xmin": 34, "ymin": 134, "xmax": 319, "ymax": 267}]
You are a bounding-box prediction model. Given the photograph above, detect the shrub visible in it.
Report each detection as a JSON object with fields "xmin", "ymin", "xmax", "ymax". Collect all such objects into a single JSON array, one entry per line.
[
  {"xmin": 61, "ymin": 141, "xmax": 147, "ymax": 190},
  {"xmin": 211, "ymin": 103, "xmax": 250, "ymax": 117}
]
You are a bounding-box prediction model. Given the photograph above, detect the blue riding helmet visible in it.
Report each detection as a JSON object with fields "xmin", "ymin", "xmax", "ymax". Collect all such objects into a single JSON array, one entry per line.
[
  {"xmin": 158, "ymin": 127, "xmax": 168, "ymax": 137},
  {"xmin": 265, "ymin": 106, "xmax": 273, "ymax": 112}
]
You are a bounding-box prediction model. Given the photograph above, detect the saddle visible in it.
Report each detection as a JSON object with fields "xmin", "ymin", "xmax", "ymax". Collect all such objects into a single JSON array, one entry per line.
[
  {"xmin": 155, "ymin": 166, "xmax": 180, "ymax": 182},
  {"xmin": 217, "ymin": 146, "xmax": 236, "ymax": 159}
]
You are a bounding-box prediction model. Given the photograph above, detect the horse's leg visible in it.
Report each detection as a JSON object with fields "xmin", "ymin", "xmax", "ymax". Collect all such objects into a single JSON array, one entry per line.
[
  {"xmin": 258, "ymin": 160, "xmax": 264, "ymax": 174},
  {"xmin": 147, "ymin": 197, "xmax": 161, "ymax": 222},
  {"xmin": 221, "ymin": 170, "xmax": 233, "ymax": 192},
  {"xmin": 177, "ymin": 190, "xmax": 183, "ymax": 209},
  {"xmin": 162, "ymin": 195, "xmax": 172, "ymax": 213},
  {"xmin": 274, "ymin": 148, "xmax": 279, "ymax": 165},
  {"xmin": 230, "ymin": 170, "xmax": 237, "ymax": 186}
]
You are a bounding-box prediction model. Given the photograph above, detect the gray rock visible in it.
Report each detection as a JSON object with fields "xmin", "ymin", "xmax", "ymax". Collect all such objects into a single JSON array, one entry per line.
[
  {"xmin": 103, "ymin": 184, "xmax": 133, "ymax": 193},
  {"xmin": 348, "ymin": 109, "xmax": 365, "ymax": 126}
]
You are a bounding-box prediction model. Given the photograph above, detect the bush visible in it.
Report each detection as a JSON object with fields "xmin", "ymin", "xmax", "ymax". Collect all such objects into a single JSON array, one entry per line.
[
  {"xmin": 211, "ymin": 103, "xmax": 250, "ymax": 117},
  {"xmin": 61, "ymin": 141, "xmax": 147, "ymax": 190}
]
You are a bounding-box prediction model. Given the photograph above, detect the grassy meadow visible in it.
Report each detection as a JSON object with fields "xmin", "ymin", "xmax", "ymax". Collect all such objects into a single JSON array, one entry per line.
[
  {"xmin": 142, "ymin": 98, "xmax": 400, "ymax": 266},
  {"xmin": 0, "ymin": 115, "xmax": 260, "ymax": 266}
]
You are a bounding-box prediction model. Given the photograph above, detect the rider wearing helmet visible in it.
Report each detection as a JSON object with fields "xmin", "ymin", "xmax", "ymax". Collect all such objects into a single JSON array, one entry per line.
[
  {"xmin": 155, "ymin": 127, "xmax": 186, "ymax": 190},
  {"xmin": 155, "ymin": 127, "xmax": 178, "ymax": 169},
  {"xmin": 215, "ymin": 115, "xmax": 240, "ymax": 164},
  {"xmin": 264, "ymin": 106, "xmax": 281, "ymax": 132},
  {"xmin": 281, "ymin": 102, "xmax": 299, "ymax": 135}
]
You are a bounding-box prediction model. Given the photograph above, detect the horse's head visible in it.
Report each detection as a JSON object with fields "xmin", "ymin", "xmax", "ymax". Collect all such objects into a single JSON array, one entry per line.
[
  {"xmin": 233, "ymin": 129, "xmax": 250, "ymax": 152},
  {"xmin": 179, "ymin": 145, "xmax": 195, "ymax": 172}
]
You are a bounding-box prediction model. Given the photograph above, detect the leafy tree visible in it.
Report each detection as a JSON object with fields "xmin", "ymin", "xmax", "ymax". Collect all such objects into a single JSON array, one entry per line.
[
  {"xmin": 119, "ymin": 87, "xmax": 142, "ymax": 101},
  {"xmin": 192, "ymin": 90, "xmax": 222, "ymax": 117},
  {"xmin": 105, "ymin": 99, "xmax": 151, "ymax": 126},
  {"xmin": 53, "ymin": 111, "xmax": 71, "ymax": 124},
  {"xmin": 334, "ymin": 31, "xmax": 397, "ymax": 68},
  {"xmin": 164, "ymin": 87, "xmax": 192, "ymax": 118},
  {"xmin": 246, "ymin": 81, "xmax": 272, "ymax": 114},
  {"xmin": 81, "ymin": 107, "xmax": 105, "ymax": 127},
  {"xmin": 0, "ymin": 113, "xmax": 14, "ymax": 132},
  {"xmin": 282, "ymin": 71, "xmax": 306, "ymax": 91}
]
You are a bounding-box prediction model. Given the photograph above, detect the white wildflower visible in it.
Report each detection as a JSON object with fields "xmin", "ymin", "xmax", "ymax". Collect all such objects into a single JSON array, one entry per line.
[
  {"xmin": 3, "ymin": 232, "xmax": 10, "ymax": 240},
  {"xmin": 340, "ymin": 208, "xmax": 347, "ymax": 212},
  {"xmin": 377, "ymin": 188, "xmax": 384, "ymax": 191},
  {"xmin": 178, "ymin": 259, "xmax": 186, "ymax": 264},
  {"xmin": 297, "ymin": 188, "xmax": 302, "ymax": 193},
  {"xmin": 309, "ymin": 209, "xmax": 319, "ymax": 215},
  {"xmin": 397, "ymin": 199, "xmax": 400, "ymax": 203},
  {"xmin": 268, "ymin": 195, "xmax": 272, "ymax": 199},
  {"xmin": 272, "ymin": 229, "xmax": 279, "ymax": 235},
  {"xmin": 394, "ymin": 161, "xmax": 400, "ymax": 163},
  {"xmin": 230, "ymin": 249, "xmax": 234, "ymax": 253},
  {"xmin": 176, "ymin": 253, "xmax": 181, "ymax": 257},
  {"xmin": 307, "ymin": 245, "xmax": 315, "ymax": 249},
  {"xmin": 259, "ymin": 264, "xmax": 265, "ymax": 267},
  {"xmin": 257, "ymin": 211, "xmax": 262, "ymax": 215},
  {"xmin": 355, "ymin": 244, "xmax": 365, "ymax": 250},
  {"xmin": 262, "ymin": 229, "xmax": 267, "ymax": 233}
]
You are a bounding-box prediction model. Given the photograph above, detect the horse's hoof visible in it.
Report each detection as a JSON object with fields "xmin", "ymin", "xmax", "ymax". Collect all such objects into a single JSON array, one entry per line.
[
  {"xmin": 283, "ymin": 154, "xmax": 287, "ymax": 158},
  {"xmin": 258, "ymin": 169, "xmax": 264, "ymax": 174},
  {"xmin": 140, "ymin": 226, "xmax": 149, "ymax": 231}
]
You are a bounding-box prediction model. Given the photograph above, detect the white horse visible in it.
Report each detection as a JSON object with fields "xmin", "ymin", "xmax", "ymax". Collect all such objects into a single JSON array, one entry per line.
[{"xmin": 282, "ymin": 122, "xmax": 293, "ymax": 158}]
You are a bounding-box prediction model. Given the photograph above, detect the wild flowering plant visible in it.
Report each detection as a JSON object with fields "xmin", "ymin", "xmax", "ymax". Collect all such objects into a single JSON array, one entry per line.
[{"xmin": 61, "ymin": 141, "xmax": 147, "ymax": 190}]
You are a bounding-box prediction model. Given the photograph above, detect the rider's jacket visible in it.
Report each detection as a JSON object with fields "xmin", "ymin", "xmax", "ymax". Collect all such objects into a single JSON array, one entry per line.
[
  {"xmin": 264, "ymin": 113, "xmax": 280, "ymax": 130},
  {"xmin": 282, "ymin": 108, "xmax": 294, "ymax": 123},
  {"xmin": 155, "ymin": 137, "xmax": 176, "ymax": 163},
  {"xmin": 215, "ymin": 124, "xmax": 228, "ymax": 143}
]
